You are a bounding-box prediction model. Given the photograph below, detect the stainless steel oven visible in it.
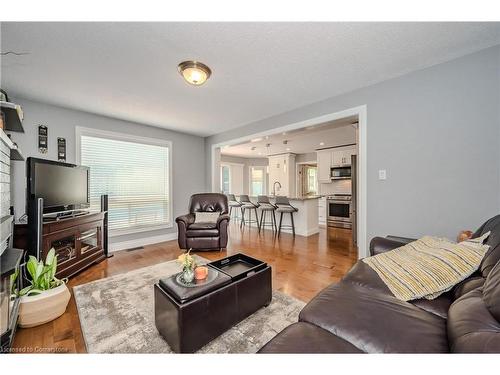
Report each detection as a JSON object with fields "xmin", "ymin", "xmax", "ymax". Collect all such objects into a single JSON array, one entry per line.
[{"xmin": 327, "ymin": 195, "xmax": 352, "ymax": 229}]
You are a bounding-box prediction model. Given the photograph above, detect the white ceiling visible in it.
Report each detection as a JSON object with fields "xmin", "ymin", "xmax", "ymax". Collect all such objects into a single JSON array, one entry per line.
[
  {"xmin": 221, "ymin": 116, "xmax": 358, "ymax": 158},
  {"xmin": 1, "ymin": 22, "xmax": 499, "ymax": 136}
]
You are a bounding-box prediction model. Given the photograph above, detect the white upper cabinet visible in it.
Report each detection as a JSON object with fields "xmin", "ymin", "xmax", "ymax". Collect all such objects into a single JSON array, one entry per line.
[
  {"xmin": 317, "ymin": 150, "xmax": 332, "ymax": 183},
  {"xmin": 317, "ymin": 146, "xmax": 357, "ymax": 183},
  {"xmin": 332, "ymin": 146, "xmax": 356, "ymax": 167}
]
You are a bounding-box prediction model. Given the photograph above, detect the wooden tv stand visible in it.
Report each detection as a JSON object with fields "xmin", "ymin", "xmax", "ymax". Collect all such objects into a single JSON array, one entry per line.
[{"xmin": 14, "ymin": 212, "xmax": 106, "ymax": 279}]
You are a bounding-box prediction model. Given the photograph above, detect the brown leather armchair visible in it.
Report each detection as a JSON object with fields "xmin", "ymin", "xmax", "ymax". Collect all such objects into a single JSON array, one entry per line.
[{"xmin": 176, "ymin": 193, "xmax": 230, "ymax": 251}]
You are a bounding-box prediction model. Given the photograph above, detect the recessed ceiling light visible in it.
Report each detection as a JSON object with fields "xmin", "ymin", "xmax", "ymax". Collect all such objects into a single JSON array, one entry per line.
[
  {"xmin": 178, "ymin": 60, "xmax": 212, "ymax": 86},
  {"xmin": 286, "ymin": 147, "xmax": 291, "ymax": 151},
  {"xmin": 251, "ymin": 137, "xmax": 263, "ymax": 143},
  {"xmin": 319, "ymin": 142, "xmax": 325, "ymax": 146},
  {"xmin": 258, "ymin": 152, "xmax": 263, "ymax": 155}
]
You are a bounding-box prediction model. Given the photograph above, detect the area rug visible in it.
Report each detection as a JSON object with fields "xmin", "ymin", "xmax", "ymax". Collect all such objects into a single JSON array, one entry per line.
[{"xmin": 73, "ymin": 255, "xmax": 305, "ymax": 353}]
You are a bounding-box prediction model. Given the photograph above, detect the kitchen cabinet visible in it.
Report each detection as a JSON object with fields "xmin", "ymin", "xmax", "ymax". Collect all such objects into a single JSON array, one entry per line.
[
  {"xmin": 317, "ymin": 146, "xmax": 357, "ymax": 184},
  {"xmin": 268, "ymin": 153, "xmax": 296, "ymax": 197},
  {"xmin": 332, "ymin": 147, "xmax": 356, "ymax": 167},
  {"xmin": 317, "ymin": 150, "xmax": 332, "ymax": 183},
  {"xmin": 318, "ymin": 197, "xmax": 327, "ymax": 227}
]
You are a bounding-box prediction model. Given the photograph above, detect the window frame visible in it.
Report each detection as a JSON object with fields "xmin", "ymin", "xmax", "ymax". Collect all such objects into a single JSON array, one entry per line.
[
  {"xmin": 249, "ymin": 166, "xmax": 267, "ymax": 196},
  {"xmin": 75, "ymin": 126, "xmax": 173, "ymax": 237},
  {"xmin": 220, "ymin": 163, "xmax": 232, "ymax": 194}
]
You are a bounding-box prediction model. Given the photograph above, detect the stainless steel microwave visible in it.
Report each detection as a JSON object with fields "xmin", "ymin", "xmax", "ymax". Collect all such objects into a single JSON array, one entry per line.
[{"xmin": 330, "ymin": 166, "xmax": 351, "ymax": 180}]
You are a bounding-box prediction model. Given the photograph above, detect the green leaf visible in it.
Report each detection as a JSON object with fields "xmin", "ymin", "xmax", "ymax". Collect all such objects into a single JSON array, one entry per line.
[
  {"xmin": 19, "ymin": 285, "xmax": 33, "ymax": 296},
  {"xmin": 26, "ymin": 256, "xmax": 39, "ymax": 280},
  {"xmin": 45, "ymin": 248, "xmax": 56, "ymax": 266}
]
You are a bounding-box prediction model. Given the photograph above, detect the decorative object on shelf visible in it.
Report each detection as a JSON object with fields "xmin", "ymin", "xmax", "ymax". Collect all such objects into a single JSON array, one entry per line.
[
  {"xmin": 177, "ymin": 60, "xmax": 212, "ymax": 86},
  {"xmin": 57, "ymin": 137, "xmax": 66, "ymax": 162},
  {"xmin": 13, "ymin": 248, "xmax": 70, "ymax": 328},
  {"xmin": 177, "ymin": 250, "xmax": 196, "ymax": 283},
  {"xmin": 194, "ymin": 266, "xmax": 208, "ymax": 280},
  {"xmin": 38, "ymin": 125, "xmax": 48, "ymax": 153}
]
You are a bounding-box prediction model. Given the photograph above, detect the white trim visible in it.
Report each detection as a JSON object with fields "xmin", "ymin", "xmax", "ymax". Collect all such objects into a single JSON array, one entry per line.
[
  {"xmin": 109, "ymin": 224, "xmax": 173, "ymax": 238},
  {"xmin": 210, "ymin": 105, "xmax": 368, "ymax": 259},
  {"xmin": 75, "ymin": 126, "xmax": 174, "ymax": 232},
  {"xmin": 109, "ymin": 232, "xmax": 178, "ymax": 252}
]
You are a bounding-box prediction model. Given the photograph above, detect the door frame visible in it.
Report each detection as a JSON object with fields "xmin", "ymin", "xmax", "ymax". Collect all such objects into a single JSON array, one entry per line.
[{"xmin": 211, "ymin": 105, "xmax": 368, "ymax": 259}]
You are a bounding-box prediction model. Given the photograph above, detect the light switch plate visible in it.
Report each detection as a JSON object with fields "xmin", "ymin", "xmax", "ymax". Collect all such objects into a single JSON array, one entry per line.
[{"xmin": 378, "ymin": 169, "xmax": 387, "ymax": 180}]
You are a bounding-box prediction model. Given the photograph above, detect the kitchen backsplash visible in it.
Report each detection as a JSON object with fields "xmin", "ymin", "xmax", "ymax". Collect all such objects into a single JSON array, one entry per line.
[{"xmin": 319, "ymin": 179, "xmax": 352, "ymax": 195}]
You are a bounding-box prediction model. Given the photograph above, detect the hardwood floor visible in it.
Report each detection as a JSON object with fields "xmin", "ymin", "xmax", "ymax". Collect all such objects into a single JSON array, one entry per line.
[{"xmin": 12, "ymin": 223, "xmax": 357, "ymax": 353}]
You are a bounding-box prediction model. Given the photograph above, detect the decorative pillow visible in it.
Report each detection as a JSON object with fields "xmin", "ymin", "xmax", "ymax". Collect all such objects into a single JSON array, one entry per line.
[
  {"xmin": 363, "ymin": 231, "xmax": 491, "ymax": 301},
  {"xmin": 194, "ymin": 212, "xmax": 220, "ymax": 224}
]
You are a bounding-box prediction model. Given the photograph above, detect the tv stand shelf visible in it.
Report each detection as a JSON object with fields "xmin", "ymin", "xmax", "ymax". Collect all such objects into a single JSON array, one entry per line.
[{"xmin": 14, "ymin": 212, "xmax": 106, "ymax": 279}]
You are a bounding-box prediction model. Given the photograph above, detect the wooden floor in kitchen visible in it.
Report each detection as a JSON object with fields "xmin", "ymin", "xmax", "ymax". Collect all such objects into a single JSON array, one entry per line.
[{"xmin": 12, "ymin": 223, "xmax": 358, "ymax": 353}]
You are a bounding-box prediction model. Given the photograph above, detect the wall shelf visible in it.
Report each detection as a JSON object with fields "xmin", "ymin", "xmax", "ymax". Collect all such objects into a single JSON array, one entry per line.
[
  {"xmin": 0, "ymin": 101, "xmax": 24, "ymax": 133},
  {"xmin": 0, "ymin": 129, "xmax": 24, "ymax": 161}
]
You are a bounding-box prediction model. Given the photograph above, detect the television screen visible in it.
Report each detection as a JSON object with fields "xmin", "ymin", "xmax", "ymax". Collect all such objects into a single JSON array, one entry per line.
[{"xmin": 29, "ymin": 158, "xmax": 89, "ymax": 211}]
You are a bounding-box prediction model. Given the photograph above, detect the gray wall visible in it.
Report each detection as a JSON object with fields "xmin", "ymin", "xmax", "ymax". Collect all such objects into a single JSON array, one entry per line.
[
  {"xmin": 9, "ymin": 97, "xmax": 206, "ymax": 245},
  {"xmin": 220, "ymin": 155, "xmax": 268, "ymax": 194},
  {"xmin": 206, "ymin": 46, "xmax": 500, "ymax": 244}
]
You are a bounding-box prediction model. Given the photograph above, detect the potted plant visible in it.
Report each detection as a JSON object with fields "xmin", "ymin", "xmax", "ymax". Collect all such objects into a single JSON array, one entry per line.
[
  {"xmin": 14, "ymin": 249, "xmax": 71, "ymax": 328},
  {"xmin": 177, "ymin": 250, "xmax": 196, "ymax": 283}
]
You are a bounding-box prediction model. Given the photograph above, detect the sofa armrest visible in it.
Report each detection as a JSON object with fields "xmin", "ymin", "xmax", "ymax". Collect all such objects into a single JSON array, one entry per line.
[
  {"xmin": 369, "ymin": 237, "xmax": 411, "ymax": 256},
  {"xmin": 386, "ymin": 235, "xmax": 417, "ymax": 244},
  {"xmin": 216, "ymin": 214, "xmax": 230, "ymax": 229}
]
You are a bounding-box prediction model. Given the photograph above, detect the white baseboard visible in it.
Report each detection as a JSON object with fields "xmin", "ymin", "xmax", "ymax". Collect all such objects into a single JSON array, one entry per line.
[{"xmin": 109, "ymin": 232, "xmax": 178, "ymax": 252}]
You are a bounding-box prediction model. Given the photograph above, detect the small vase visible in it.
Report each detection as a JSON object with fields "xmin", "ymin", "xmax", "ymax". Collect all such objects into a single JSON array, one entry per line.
[{"xmin": 182, "ymin": 268, "xmax": 195, "ymax": 283}]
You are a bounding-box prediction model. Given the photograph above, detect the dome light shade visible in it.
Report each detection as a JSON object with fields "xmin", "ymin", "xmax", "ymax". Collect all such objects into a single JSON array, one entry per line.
[{"xmin": 178, "ymin": 61, "xmax": 212, "ymax": 86}]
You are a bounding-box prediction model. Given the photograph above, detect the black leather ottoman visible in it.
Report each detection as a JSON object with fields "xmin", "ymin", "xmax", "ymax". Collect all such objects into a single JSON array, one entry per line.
[{"xmin": 154, "ymin": 254, "xmax": 272, "ymax": 353}]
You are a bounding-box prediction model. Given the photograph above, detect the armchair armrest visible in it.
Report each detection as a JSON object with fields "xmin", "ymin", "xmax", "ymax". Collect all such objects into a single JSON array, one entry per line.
[
  {"xmin": 176, "ymin": 213, "xmax": 195, "ymax": 226},
  {"xmin": 216, "ymin": 213, "xmax": 230, "ymax": 229},
  {"xmin": 369, "ymin": 236, "xmax": 413, "ymax": 256}
]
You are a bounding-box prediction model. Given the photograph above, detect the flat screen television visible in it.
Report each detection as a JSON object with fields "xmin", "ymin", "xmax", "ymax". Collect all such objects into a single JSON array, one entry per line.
[{"xmin": 27, "ymin": 157, "xmax": 90, "ymax": 215}]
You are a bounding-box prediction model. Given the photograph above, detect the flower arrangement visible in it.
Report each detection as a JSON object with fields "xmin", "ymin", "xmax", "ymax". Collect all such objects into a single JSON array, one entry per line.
[
  {"xmin": 177, "ymin": 250, "xmax": 197, "ymax": 283},
  {"xmin": 177, "ymin": 250, "xmax": 196, "ymax": 271}
]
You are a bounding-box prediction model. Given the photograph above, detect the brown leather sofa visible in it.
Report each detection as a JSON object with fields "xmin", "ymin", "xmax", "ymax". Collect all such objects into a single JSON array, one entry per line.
[
  {"xmin": 176, "ymin": 193, "xmax": 230, "ymax": 251},
  {"xmin": 259, "ymin": 215, "xmax": 500, "ymax": 353}
]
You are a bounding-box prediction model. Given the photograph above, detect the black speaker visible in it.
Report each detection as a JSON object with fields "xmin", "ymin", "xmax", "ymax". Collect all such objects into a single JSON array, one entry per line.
[
  {"xmin": 100, "ymin": 194, "xmax": 112, "ymax": 258},
  {"xmin": 27, "ymin": 197, "xmax": 43, "ymax": 258}
]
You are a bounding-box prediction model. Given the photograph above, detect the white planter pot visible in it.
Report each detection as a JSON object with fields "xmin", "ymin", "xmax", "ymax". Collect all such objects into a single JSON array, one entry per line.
[{"xmin": 18, "ymin": 284, "xmax": 71, "ymax": 328}]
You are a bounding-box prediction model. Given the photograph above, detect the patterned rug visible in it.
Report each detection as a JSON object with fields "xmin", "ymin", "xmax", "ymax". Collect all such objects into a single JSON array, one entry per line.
[{"xmin": 73, "ymin": 256, "xmax": 305, "ymax": 353}]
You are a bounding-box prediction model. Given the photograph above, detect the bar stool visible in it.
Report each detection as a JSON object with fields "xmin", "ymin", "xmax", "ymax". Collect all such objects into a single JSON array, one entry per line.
[
  {"xmin": 275, "ymin": 196, "xmax": 298, "ymax": 237},
  {"xmin": 227, "ymin": 194, "xmax": 242, "ymax": 220},
  {"xmin": 257, "ymin": 195, "xmax": 277, "ymax": 233},
  {"xmin": 239, "ymin": 195, "xmax": 260, "ymax": 229}
]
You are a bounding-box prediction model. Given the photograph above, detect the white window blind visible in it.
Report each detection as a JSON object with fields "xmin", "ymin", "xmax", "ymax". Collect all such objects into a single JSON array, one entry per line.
[{"xmin": 80, "ymin": 133, "xmax": 171, "ymax": 234}]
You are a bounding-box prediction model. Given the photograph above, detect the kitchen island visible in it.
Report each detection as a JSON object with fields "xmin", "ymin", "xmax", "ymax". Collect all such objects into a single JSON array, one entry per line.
[{"xmin": 236, "ymin": 195, "xmax": 320, "ymax": 237}]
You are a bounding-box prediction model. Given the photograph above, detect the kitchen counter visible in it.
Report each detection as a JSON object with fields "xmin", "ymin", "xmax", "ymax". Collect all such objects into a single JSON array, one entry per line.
[{"xmin": 235, "ymin": 195, "xmax": 319, "ymax": 237}]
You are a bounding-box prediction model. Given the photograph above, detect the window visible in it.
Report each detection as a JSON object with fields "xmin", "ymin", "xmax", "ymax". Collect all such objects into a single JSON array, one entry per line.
[
  {"xmin": 250, "ymin": 166, "xmax": 266, "ymax": 196},
  {"xmin": 77, "ymin": 128, "xmax": 171, "ymax": 235},
  {"xmin": 220, "ymin": 165, "xmax": 231, "ymax": 194}
]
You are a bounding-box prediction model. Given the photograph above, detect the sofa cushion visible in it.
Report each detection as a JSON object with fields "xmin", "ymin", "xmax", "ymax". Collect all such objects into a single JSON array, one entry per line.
[
  {"xmin": 447, "ymin": 288, "xmax": 500, "ymax": 352},
  {"xmin": 411, "ymin": 293, "xmax": 452, "ymax": 319},
  {"xmin": 453, "ymin": 275, "xmax": 485, "ymax": 300},
  {"xmin": 186, "ymin": 222, "xmax": 219, "ymax": 237},
  {"xmin": 299, "ymin": 282, "xmax": 448, "ymax": 353},
  {"xmin": 483, "ymin": 260, "xmax": 500, "ymax": 321},
  {"xmin": 343, "ymin": 261, "xmax": 451, "ymax": 318},
  {"xmin": 258, "ymin": 322, "xmax": 363, "ymax": 353},
  {"xmin": 473, "ymin": 214, "xmax": 500, "ymax": 277}
]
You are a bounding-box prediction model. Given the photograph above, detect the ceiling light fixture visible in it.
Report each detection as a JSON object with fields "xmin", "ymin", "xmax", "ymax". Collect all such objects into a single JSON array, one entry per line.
[
  {"xmin": 319, "ymin": 142, "xmax": 325, "ymax": 146},
  {"xmin": 178, "ymin": 60, "xmax": 212, "ymax": 86},
  {"xmin": 286, "ymin": 147, "xmax": 291, "ymax": 151}
]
